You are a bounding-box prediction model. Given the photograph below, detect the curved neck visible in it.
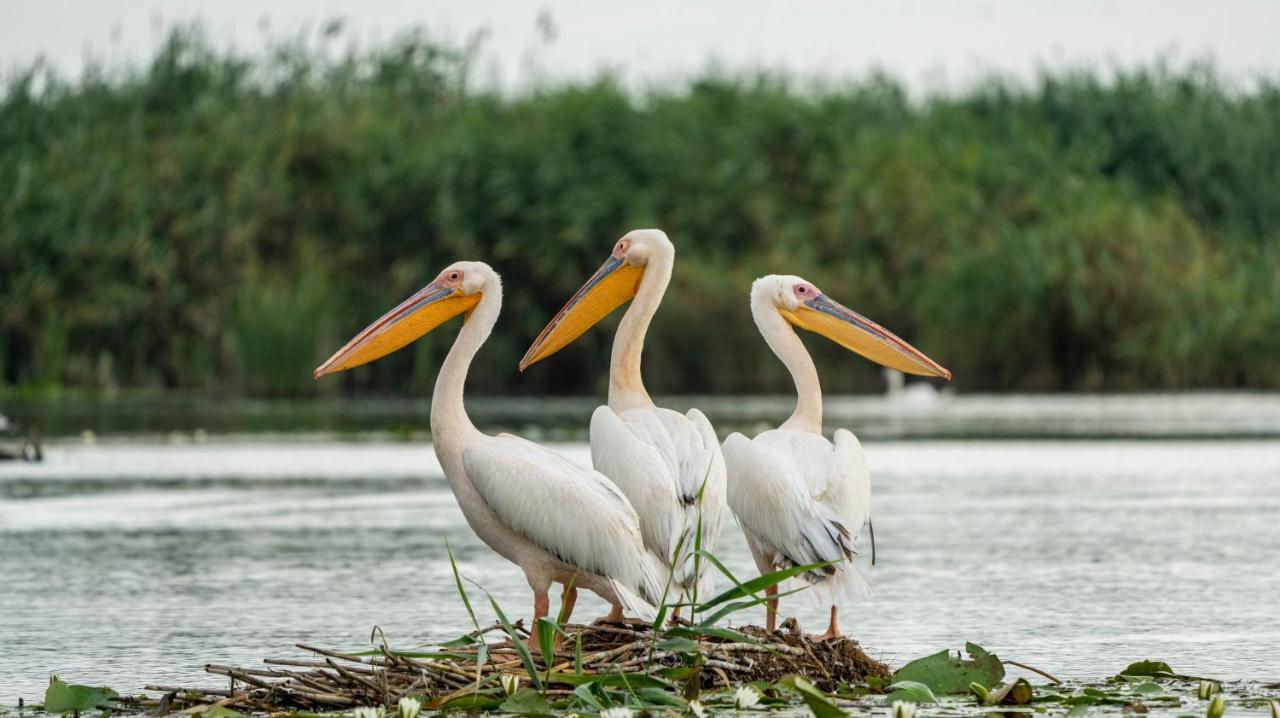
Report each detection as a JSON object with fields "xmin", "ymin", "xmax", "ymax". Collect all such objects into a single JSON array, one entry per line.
[
  {"xmin": 752, "ymin": 297, "xmax": 823, "ymax": 434},
  {"xmin": 431, "ymin": 285, "xmax": 500, "ymax": 453},
  {"xmin": 608, "ymin": 253, "xmax": 672, "ymax": 412}
]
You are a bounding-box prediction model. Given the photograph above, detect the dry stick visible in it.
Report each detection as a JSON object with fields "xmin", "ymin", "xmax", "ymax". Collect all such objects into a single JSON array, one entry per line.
[
  {"xmin": 282, "ymin": 688, "xmax": 355, "ymax": 706},
  {"xmin": 796, "ymin": 639, "xmax": 833, "ymax": 684},
  {"xmin": 144, "ymin": 686, "xmax": 232, "ymax": 697},
  {"xmin": 1005, "ymin": 660, "xmax": 1063, "ymax": 685},
  {"xmin": 205, "ymin": 665, "xmax": 296, "ymax": 679},
  {"xmin": 326, "ymin": 659, "xmax": 384, "ymax": 696},
  {"xmin": 713, "ymin": 642, "xmax": 804, "ymax": 656},
  {"xmin": 204, "ymin": 666, "xmax": 274, "ymax": 690},
  {"xmin": 297, "ymin": 644, "xmax": 372, "ymax": 663},
  {"xmin": 264, "ymin": 658, "xmax": 377, "ymax": 675},
  {"xmin": 547, "ymin": 639, "xmax": 648, "ymax": 673},
  {"xmin": 704, "ymin": 658, "xmax": 752, "ymax": 672}
]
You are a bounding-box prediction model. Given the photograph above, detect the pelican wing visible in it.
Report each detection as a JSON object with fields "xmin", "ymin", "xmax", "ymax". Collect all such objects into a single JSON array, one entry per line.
[
  {"xmin": 590, "ymin": 406, "xmax": 727, "ymax": 591},
  {"xmin": 462, "ymin": 434, "xmax": 664, "ymax": 603},
  {"xmin": 723, "ymin": 429, "xmax": 868, "ymax": 600},
  {"xmin": 831, "ymin": 428, "xmax": 871, "ymax": 534}
]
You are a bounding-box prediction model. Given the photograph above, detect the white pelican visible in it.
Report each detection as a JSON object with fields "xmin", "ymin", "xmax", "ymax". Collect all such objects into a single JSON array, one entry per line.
[
  {"xmin": 519, "ymin": 230, "xmax": 728, "ymax": 611},
  {"xmin": 722, "ymin": 275, "xmax": 950, "ymax": 640},
  {"xmin": 314, "ymin": 261, "xmax": 668, "ymax": 637}
]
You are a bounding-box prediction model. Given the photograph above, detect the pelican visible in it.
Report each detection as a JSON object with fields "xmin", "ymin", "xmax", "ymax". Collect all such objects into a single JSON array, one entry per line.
[
  {"xmin": 519, "ymin": 230, "xmax": 728, "ymax": 610},
  {"xmin": 722, "ymin": 275, "xmax": 950, "ymax": 640},
  {"xmin": 314, "ymin": 261, "xmax": 668, "ymax": 638}
]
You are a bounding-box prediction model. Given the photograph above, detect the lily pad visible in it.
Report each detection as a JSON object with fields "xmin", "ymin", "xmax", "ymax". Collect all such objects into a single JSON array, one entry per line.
[
  {"xmin": 883, "ymin": 680, "xmax": 938, "ymax": 705},
  {"xmin": 499, "ymin": 687, "xmax": 551, "ymax": 716},
  {"xmin": 44, "ymin": 676, "xmax": 116, "ymax": 715},
  {"xmin": 893, "ymin": 642, "xmax": 1005, "ymax": 694},
  {"xmin": 780, "ymin": 676, "xmax": 849, "ymax": 718}
]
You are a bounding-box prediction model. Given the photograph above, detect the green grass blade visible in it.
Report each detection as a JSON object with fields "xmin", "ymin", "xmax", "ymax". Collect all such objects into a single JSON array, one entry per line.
[
  {"xmin": 697, "ymin": 556, "xmax": 837, "ymax": 610},
  {"xmin": 482, "ymin": 591, "xmax": 544, "ymax": 691},
  {"xmin": 555, "ymin": 576, "xmax": 575, "ymax": 626},
  {"xmin": 535, "ymin": 617, "xmax": 559, "ymax": 681},
  {"xmin": 446, "ymin": 540, "xmax": 480, "ymax": 632},
  {"xmin": 697, "ymin": 584, "xmax": 811, "ymax": 627}
]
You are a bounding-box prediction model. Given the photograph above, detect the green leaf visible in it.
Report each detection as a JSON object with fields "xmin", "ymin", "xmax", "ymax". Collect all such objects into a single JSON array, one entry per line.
[
  {"xmin": 199, "ymin": 707, "xmax": 248, "ymax": 718},
  {"xmin": 1134, "ymin": 682, "xmax": 1166, "ymax": 696},
  {"xmin": 780, "ymin": 676, "xmax": 850, "ymax": 718},
  {"xmin": 44, "ymin": 676, "xmax": 117, "ymax": 715},
  {"xmin": 1065, "ymin": 704, "xmax": 1091, "ymax": 718},
  {"xmin": 982, "ymin": 678, "xmax": 1034, "ymax": 706},
  {"xmin": 439, "ymin": 634, "xmax": 477, "ymax": 648},
  {"xmin": 569, "ymin": 682, "xmax": 605, "ymax": 711},
  {"xmin": 655, "ymin": 637, "xmax": 701, "ymax": 654},
  {"xmin": 446, "ymin": 541, "xmax": 480, "ymax": 632},
  {"xmin": 883, "ymin": 681, "xmax": 938, "ymax": 705},
  {"xmin": 666, "ymin": 624, "xmax": 761, "ymax": 645},
  {"xmin": 535, "ymin": 618, "xmax": 559, "ymax": 671},
  {"xmin": 1115, "ymin": 660, "xmax": 1175, "ymax": 679},
  {"xmin": 483, "ymin": 591, "xmax": 543, "ymax": 691},
  {"xmin": 499, "ymin": 687, "xmax": 551, "ymax": 715},
  {"xmin": 696, "ymin": 583, "xmax": 810, "ymax": 627},
  {"xmin": 892, "ymin": 644, "xmax": 1005, "ymax": 694},
  {"xmin": 437, "ymin": 694, "xmax": 504, "ymax": 711},
  {"xmin": 634, "ymin": 687, "xmax": 686, "ymax": 708},
  {"xmin": 696, "ymin": 555, "xmax": 836, "ymax": 610}
]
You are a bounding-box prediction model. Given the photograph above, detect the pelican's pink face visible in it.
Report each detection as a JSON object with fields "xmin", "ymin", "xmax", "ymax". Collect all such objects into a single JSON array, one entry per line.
[
  {"xmin": 313, "ymin": 263, "xmax": 483, "ymax": 379},
  {"xmin": 519, "ymin": 229, "xmax": 672, "ymax": 371},
  {"xmin": 764, "ymin": 275, "xmax": 951, "ymax": 380}
]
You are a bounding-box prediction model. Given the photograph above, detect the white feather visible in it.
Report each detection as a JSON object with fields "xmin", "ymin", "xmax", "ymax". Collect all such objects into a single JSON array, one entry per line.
[
  {"xmin": 462, "ymin": 433, "xmax": 668, "ymax": 608},
  {"xmin": 590, "ymin": 405, "xmax": 728, "ymax": 599},
  {"xmin": 723, "ymin": 427, "xmax": 872, "ymax": 606}
]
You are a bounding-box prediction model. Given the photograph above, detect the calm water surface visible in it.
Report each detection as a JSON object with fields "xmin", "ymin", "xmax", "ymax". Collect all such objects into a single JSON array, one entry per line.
[{"xmin": 2, "ymin": 439, "xmax": 1279, "ymax": 702}]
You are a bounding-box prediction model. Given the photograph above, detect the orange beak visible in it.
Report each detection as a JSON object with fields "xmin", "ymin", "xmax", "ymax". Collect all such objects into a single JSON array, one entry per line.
[
  {"xmin": 314, "ymin": 282, "xmax": 480, "ymax": 379},
  {"xmin": 781, "ymin": 293, "xmax": 951, "ymax": 379}
]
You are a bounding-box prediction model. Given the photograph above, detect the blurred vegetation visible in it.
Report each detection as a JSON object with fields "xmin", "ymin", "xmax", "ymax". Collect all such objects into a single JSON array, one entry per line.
[{"xmin": 2, "ymin": 27, "xmax": 1279, "ymax": 399}]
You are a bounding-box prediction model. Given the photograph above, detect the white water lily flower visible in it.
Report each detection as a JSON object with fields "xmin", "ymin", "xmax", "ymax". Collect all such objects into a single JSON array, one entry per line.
[
  {"xmin": 733, "ymin": 685, "xmax": 761, "ymax": 710},
  {"xmin": 397, "ymin": 697, "xmax": 421, "ymax": 718},
  {"xmin": 688, "ymin": 699, "xmax": 707, "ymax": 718},
  {"xmin": 600, "ymin": 707, "xmax": 635, "ymax": 718},
  {"xmin": 353, "ymin": 707, "xmax": 385, "ymax": 718},
  {"xmin": 500, "ymin": 673, "xmax": 521, "ymax": 696},
  {"xmin": 890, "ymin": 701, "xmax": 917, "ymax": 718},
  {"xmin": 1198, "ymin": 681, "xmax": 1218, "ymax": 700}
]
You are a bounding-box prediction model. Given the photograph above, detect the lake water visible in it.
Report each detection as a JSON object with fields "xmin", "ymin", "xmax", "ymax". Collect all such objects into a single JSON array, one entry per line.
[{"xmin": 2, "ymin": 435, "xmax": 1279, "ymax": 704}]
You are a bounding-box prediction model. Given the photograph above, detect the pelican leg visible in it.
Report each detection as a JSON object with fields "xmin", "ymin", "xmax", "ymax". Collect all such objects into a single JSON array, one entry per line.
[
  {"xmin": 605, "ymin": 602, "xmax": 623, "ymax": 621},
  {"xmin": 810, "ymin": 605, "xmax": 842, "ymax": 642},
  {"xmin": 528, "ymin": 590, "xmax": 550, "ymax": 650},
  {"xmin": 764, "ymin": 584, "xmax": 779, "ymax": 632},
  {"xmin": 559, "ymin": 584, "xmax": 578, "ymax": 624}
]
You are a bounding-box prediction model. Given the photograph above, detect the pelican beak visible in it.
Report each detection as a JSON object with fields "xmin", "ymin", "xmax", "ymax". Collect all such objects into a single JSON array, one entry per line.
[
  {"xmin": 313, "ymin": 282, "xmax": 480, "ymax": 379},
  {"xmin": 519, "ymin": 255, "xmax": 644, "ymax": 371},
  {"xmin": 781, "ymin": 294, "xmax": 951, "ymax": 379}
]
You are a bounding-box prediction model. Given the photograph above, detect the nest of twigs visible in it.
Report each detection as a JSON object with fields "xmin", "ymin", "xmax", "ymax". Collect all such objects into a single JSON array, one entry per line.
[{"xmin": 139, "ymin": 619, "xmax": 889, "ymax": 714}]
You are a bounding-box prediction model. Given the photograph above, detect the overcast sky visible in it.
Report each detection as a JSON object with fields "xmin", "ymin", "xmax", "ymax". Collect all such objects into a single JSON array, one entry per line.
[{"xmin": 4, "ymin": 0, "xmax": 1279, "ymax": 91}]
